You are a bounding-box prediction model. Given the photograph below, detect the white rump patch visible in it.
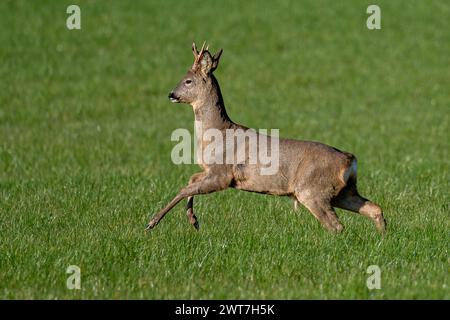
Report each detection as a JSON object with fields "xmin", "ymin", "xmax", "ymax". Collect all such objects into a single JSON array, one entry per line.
[{"xmin": 343, "ymin": 159, "xmax": 357, "ymax": 183}]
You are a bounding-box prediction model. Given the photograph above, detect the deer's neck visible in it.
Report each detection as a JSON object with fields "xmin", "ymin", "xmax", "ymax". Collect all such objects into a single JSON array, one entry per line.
[{"xmin": 192, "ymin": 75, "xmax": 233, "ymax": 131}]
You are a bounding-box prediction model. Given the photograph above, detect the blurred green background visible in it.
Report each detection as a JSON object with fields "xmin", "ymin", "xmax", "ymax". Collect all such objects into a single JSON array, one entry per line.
[{"xmin": 0, "ymin": 0, "xmax": 448, "ymax": 299}]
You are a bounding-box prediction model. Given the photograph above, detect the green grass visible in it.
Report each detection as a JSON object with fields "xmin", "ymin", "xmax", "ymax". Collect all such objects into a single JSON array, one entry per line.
[{"xmin": 0, "ymin": 0, "xmax": 449, "ymax": 299}]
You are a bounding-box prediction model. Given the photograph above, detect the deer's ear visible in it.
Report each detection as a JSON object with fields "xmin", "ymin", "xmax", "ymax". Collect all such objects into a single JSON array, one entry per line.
[{"xmin": 211, "ymin": 49, "xmax": 223, "ymax": 72}]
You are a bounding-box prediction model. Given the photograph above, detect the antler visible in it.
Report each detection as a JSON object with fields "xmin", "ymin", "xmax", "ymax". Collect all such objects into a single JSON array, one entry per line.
[
  {"xmin": 192, "ymin": 41, "xmax": 207, "ymax": 66},
  {"xmin": 197, "ymin": 41, "xmax": 207, "ymax": 63},
  {"xmin": 192, "ymin": 42, "xmax": 198, "ymax": 59}
]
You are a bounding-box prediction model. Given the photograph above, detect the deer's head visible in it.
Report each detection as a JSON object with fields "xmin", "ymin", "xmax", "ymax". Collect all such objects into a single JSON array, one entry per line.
[{"xmin": 168, "ymin": 42, "xmax": 223, "ymax": 105}]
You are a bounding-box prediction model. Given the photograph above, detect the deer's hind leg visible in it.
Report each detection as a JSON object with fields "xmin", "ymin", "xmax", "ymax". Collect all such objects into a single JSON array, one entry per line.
[
  {"xmin": 296, "ymin": 191, "xmax": 344, "ymax": 233},
  {"xmin": 332, "ymin": 184, "xmax": 386, "ymax": 233}
]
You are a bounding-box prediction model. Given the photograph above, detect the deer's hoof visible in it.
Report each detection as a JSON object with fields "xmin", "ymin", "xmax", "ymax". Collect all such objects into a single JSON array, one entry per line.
[
  {"xmin": 187, "ymin": 211, "xmax": 200, "ymax": 231},
  {"xmin": 334, "ymin": 223, "xmax": 344, "ymax": 233},
  {"xmin": 145, "ymin": 220, "xmax": 157, "ymax": 231},
  {"xmin": 375, "ymin": 217, "xmax": 387, "ymax": 234},
  {"xmin": 193, "ymin": 221, "xmax": 199, "ymax": 231},
  {"xmin": 325, "ymin": 222, "xmax": 344, "ymax": 234}
]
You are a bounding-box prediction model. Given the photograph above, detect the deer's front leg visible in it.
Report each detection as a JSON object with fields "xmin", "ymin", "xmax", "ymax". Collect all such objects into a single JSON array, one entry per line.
[
  {"xmin": 185, "ymin": 172, "xmax": 204, "ymax": 230},
  {"xmin": 186, "ymin": 196, "xmax": 199, "ymax": 230},
  {"xmin": 146, "ymin": 173, "xmax": 230, "ymax": 231}
]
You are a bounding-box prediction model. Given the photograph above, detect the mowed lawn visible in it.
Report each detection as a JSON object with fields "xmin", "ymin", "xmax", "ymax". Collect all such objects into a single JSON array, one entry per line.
[{"xmin": 0, "ymin": 0, "xmax": 449, "ymax": 299}]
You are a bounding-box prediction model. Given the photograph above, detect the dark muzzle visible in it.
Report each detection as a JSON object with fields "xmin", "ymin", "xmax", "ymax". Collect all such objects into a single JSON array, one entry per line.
[{"xmin": 168, "ymin": 91, "xmax": 180, "ymax": 103}]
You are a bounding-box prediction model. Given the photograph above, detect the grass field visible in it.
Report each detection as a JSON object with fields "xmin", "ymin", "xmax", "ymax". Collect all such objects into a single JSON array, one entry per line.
[{"xmin": 0, "ymin": 0, "xmax": 449, "ymax": 299}]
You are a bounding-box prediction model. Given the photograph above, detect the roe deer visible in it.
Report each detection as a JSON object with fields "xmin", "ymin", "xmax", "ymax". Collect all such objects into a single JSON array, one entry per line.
[{"xmin": 146, "ymin": 42, "xmax": 386, "ymax": 233}]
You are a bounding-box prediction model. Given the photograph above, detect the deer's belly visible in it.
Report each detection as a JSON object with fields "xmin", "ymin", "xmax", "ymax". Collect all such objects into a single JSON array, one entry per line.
[
  {"xmin": 232, "ymin": 164, "xmax": 293, "ymax": 196},
  {"xmin": 233, "ymin": 181, "xmax": 291, "ymax": 196}
]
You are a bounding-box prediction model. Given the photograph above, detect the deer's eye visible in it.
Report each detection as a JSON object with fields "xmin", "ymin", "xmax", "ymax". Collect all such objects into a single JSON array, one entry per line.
[{"xmin": 185, "ymin": 79, "xmax": 192, "ymax": 85}]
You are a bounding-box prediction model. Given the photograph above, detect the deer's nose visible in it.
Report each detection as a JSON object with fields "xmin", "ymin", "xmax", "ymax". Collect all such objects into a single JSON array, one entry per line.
[{"xmin": 168, "ymin": 91, "xmax": 180, "ymax": 103}]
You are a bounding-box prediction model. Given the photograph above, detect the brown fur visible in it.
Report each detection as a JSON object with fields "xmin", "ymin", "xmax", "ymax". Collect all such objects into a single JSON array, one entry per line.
[{"xmin": 146, "ymin": 43, "xmax": 386, "ymax": 233}]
